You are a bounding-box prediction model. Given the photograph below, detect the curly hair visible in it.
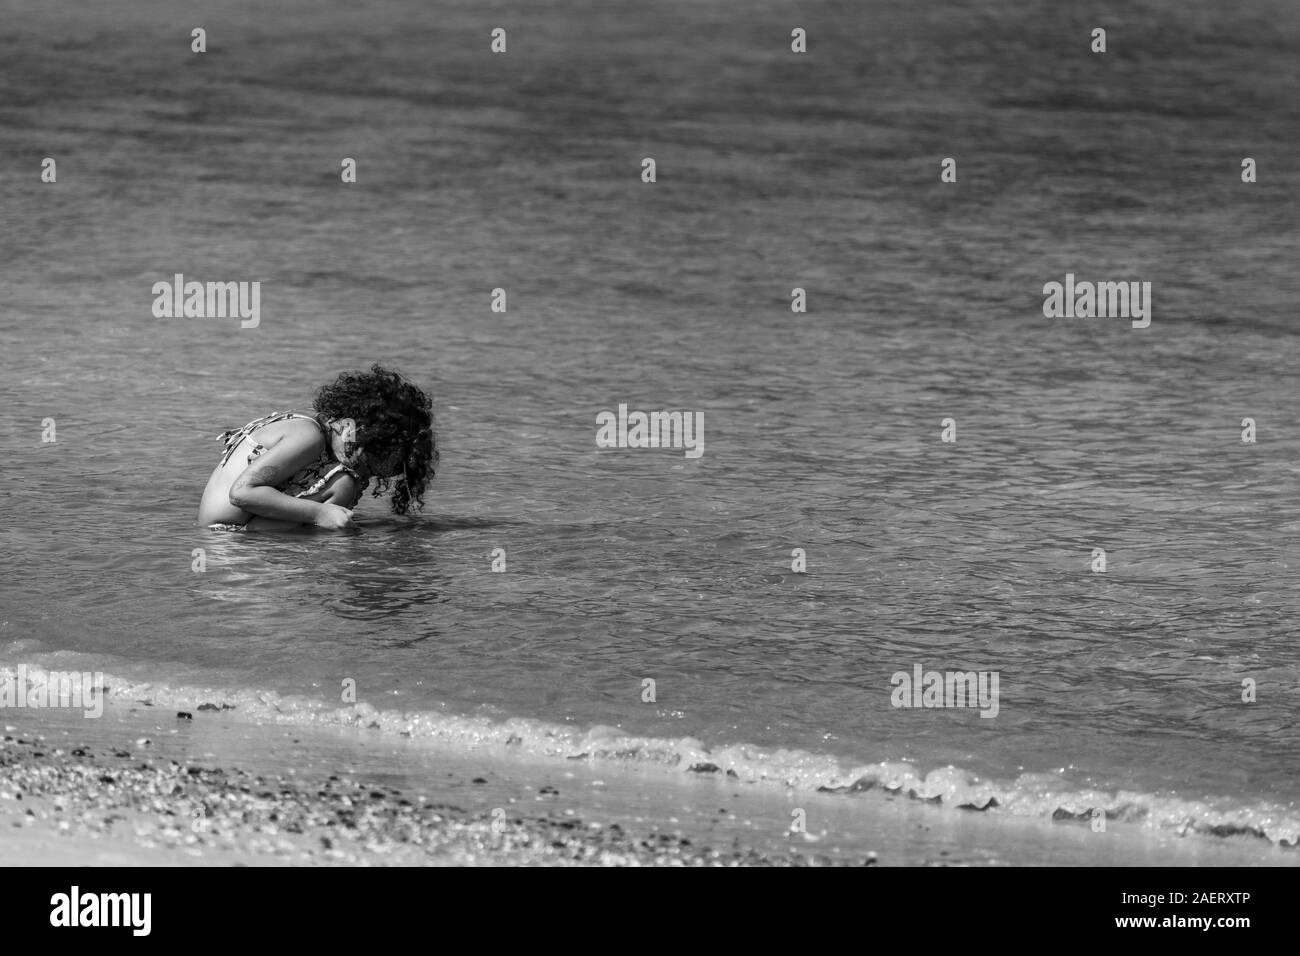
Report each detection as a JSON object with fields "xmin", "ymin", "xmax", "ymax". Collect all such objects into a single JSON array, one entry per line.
[{"xmin": 312, "ymin": 364, "xmax": 437, "ymax": 515}]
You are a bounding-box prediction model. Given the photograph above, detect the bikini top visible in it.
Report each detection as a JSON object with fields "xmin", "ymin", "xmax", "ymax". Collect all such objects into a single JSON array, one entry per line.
[{"xmin": 217, "ymin": 411, "xmax": 364, "ymax": 499}]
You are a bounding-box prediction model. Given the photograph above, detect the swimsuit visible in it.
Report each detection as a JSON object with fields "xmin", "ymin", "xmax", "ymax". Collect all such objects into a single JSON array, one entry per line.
[{"xmin": 211, "ymin": 412, "xmax": 364, "ymax": 529}]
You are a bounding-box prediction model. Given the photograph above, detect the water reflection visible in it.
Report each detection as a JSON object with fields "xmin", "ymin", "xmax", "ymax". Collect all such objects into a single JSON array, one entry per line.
[{"xmin": 190, "ymin": 516, "xmax": 524, "ymax": 632}]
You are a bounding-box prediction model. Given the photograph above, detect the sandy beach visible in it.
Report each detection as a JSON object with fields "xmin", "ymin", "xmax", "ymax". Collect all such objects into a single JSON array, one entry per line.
[{"xmin": 2, "ymin": 696, "xmax": 1293, "ymax": 867}]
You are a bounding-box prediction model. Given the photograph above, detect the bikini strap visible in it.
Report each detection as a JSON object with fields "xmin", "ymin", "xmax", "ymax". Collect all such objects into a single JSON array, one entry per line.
[
  {"xmin": 292, "ymin": 462, "xmax": 363, "ymax": 499},
  {"xmin": 216, "ymin": 410, "xmax": 323, "ymax": 440},
  {"xmin": 284, "ymin": 412, "xmax": 330, "ymax": 439},
  {"xmin": 215, "ymin": 411, "xmax": 329, "ymax": 466}
]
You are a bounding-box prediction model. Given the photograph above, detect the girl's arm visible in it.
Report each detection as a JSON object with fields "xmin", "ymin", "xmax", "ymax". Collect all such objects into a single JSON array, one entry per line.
[
  {"xmin": 228, "ymin": 426, "xmax": 352, "ymax": 527},
  {"xmin": 240, "ymin": 471, "xmax": 361, "ymax": 532}
]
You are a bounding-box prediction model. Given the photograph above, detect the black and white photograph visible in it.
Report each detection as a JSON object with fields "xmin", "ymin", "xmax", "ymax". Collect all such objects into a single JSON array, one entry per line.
[{"xmin": 0, "ymin": 0, "xmax": 1295, "ymax": 924}]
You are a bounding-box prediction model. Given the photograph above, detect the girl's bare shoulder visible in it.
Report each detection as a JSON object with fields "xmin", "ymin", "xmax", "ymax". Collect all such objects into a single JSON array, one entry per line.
[{"xmin": 256, "ymin": 414, "xmax": 327, "ymax": 449}]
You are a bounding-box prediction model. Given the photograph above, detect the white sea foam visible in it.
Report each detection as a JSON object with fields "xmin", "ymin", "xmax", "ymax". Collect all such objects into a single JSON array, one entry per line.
[{"xmin": 17, "ymin": 664, "xmax": 1292, "ymax": 849}]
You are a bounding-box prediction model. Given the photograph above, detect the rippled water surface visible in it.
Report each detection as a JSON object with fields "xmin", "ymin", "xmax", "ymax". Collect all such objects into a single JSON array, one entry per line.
[{"xmin": 2, "ymin": 0, "xmax": 1298, "ymax": 841}]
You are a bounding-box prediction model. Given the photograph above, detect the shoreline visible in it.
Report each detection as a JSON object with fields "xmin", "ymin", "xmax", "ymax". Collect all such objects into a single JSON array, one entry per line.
[
  {"xmin": 0, "ymin": 705, "xmax": 855, "ymax": 866},
  {"xmin": 2, "ymin": 700, "xmax": 1295, "ymax": 867}
]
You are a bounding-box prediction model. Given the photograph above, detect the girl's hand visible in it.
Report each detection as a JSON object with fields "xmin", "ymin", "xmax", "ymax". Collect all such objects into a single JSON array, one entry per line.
[{"xmin": 313, "ymin": 503, "xmax": 355, "ymax": 529}]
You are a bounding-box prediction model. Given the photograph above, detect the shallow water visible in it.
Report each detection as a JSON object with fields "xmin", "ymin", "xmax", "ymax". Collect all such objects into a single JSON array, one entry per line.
[{"xmin": 2, "ymin": 0, "xmax": 1299, "ymax": 847}]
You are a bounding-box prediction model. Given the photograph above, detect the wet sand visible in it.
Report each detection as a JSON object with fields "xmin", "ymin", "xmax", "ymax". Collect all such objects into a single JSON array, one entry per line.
[
  {"xmin": 1, "ymin": 706, "xmax": 853, "ymax": 866},
  {"xmin": 2, "ymin": 700, "xmax": 1294, "ymax": 867}
]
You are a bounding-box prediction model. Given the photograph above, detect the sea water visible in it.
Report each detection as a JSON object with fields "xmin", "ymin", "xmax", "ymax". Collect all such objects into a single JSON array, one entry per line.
[{"xmin": 1, "ymin": 0, "xmax": 1298, "ymax": 849}]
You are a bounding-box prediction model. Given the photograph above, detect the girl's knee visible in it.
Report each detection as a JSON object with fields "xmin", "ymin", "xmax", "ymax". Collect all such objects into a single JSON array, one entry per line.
[{"xmin": 319, "ymin": 472, "xmax": 362, "ymax": 508}]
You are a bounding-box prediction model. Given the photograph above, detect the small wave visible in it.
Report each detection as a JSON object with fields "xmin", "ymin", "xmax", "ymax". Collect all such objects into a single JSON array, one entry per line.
[{"xmin": 3, "ymin": 662, "xmax": 1296, "ymax": 848}]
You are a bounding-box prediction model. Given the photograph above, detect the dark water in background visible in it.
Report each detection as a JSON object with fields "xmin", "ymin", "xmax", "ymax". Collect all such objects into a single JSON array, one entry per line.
[{"xmin": 2, "ymin": 0, "xmax": 1299, "ymax": 844}]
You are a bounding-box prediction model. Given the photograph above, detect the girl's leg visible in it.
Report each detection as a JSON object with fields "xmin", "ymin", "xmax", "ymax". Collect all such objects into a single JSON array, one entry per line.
[{"xmin": 313, "ymin": 472, "xmax": 363, "ymax": 508}]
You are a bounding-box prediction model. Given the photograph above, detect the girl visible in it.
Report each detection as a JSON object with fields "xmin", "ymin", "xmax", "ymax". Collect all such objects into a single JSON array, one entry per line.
[{"xmin": 198, "ymin": 365, "xmax": 437, "ymax": 530}]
